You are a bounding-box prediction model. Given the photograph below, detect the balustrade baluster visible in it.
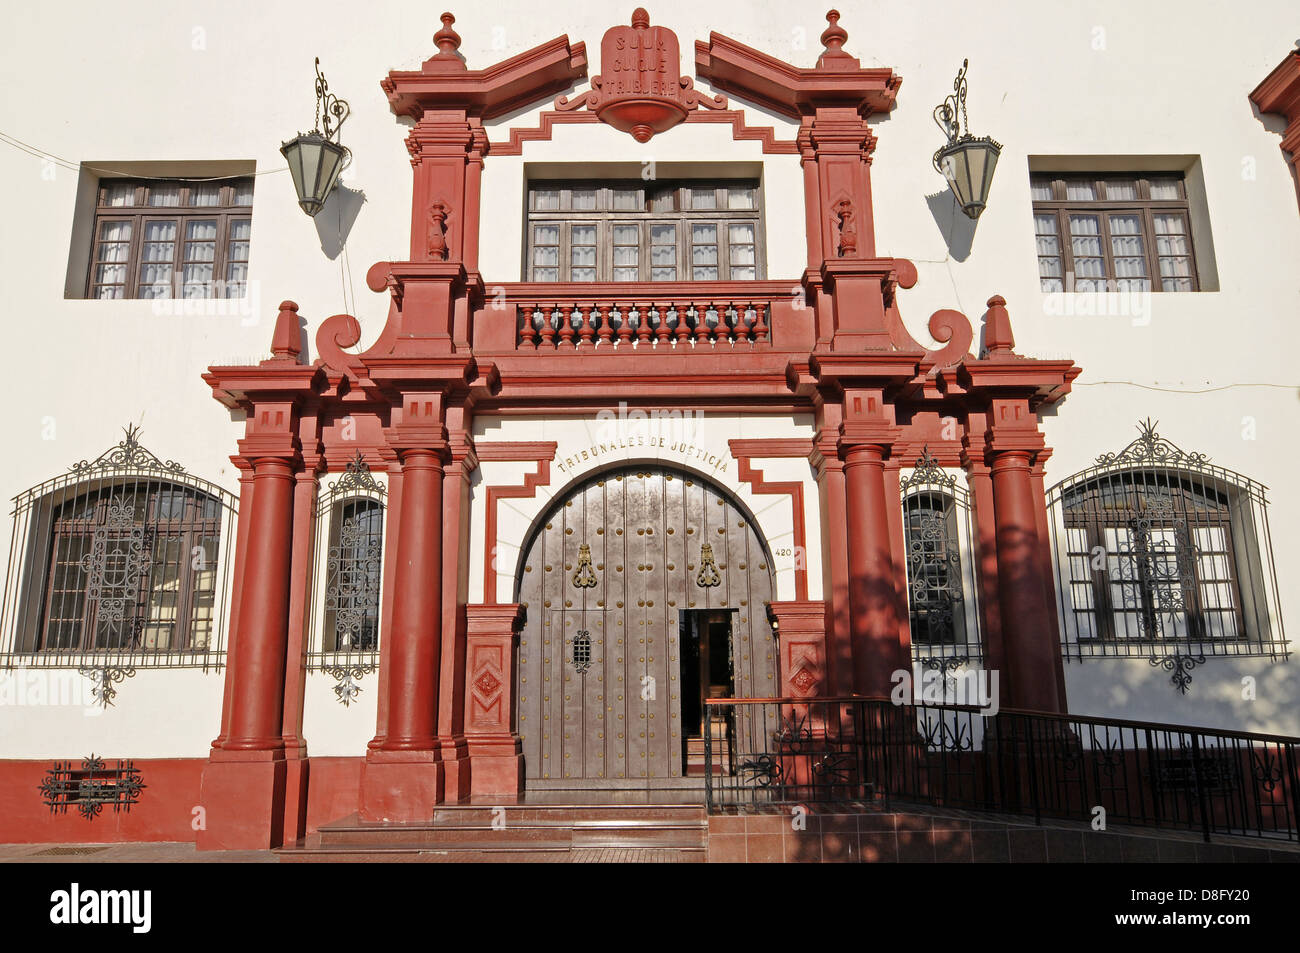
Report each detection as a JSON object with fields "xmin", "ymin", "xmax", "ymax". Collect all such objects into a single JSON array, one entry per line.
[
  {"xmin": 675, "ymin": 304, "xmax": 693, "ymax": 346},
  {"xmin": 636, "ymin": 305, "xmax": 653, "ymax": 346},
  {"xmin": 557, "ymin": 304, "xmax": 575, "ymax": 348},
  {"xmin": 597, "ymin": 304, "xmax": 614, "ymax": 348},
  {"xmin": 752, "ymin": 302, "xmax": 769, "ymax": 343},
  {"xmin": 576, "ymin": 304, "xmax": 595, "ymax": 349},
  {"xmin": 656, "ymin": 305, "xmax": 674, "ymax": 346},
  {"xmin": 616, "ymin": 304, "xmax": 634, "ymax": 347},
  {"xmin": 519, "ymin": 305, "xmax": 537, "ymax": 349},
  {"xmin": 538, "ymin": 304, "xmax": 556, "ymax": 348},
  {"xmin": 694, "ymin": 304, "xmax": 713, "ymax": 346}
]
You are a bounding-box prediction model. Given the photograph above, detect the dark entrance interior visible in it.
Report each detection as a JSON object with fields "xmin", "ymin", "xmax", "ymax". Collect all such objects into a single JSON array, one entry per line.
[{"xmin": 679, "ymin": 609, "xmax": 736, "ymax": 776}]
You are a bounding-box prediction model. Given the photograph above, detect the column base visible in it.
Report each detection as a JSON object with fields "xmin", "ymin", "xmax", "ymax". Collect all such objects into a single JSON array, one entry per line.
[
  {"xmin": 466, "ymin": 734, "xmax": 524, "ymax": 798},
  {"xmin": 358, "ymin": 751, "xmax": 444, "ymax": 822},
  {"xmin": 197, "ymin": 753, "xmax": 288, "ymax": 851},
  {"xmin": 437, "ymin": 735, "xmax": 472, "ymax": 802}
]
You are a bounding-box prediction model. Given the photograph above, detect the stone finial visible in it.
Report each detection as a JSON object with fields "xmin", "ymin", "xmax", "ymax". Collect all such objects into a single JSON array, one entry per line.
[
  {"xmin": 982, "ymin": 294, "xmax": 1017, "ymax": 358},
  {"xmin": 631, "ymin": 7, "xmax": 650, "ymax": 29},
  {"xmin": 434, "ymin": 12, "xmax": 461, "ymax": 56},
  {"xmin": 269, "ymin": 300, "xmax": 303, "ymax": 363},
  {"xmin": 817, "ymin": 10, "xmax": 858, "ymax": 69}
]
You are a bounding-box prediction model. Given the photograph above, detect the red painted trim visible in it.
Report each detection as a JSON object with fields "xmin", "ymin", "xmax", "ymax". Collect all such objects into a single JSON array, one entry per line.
[
  {"xmin": 728, "ymin": 438, "xmax": 812, "ymax": 601},
  {"xmin": 479, "ymin": 441, "xmax": 558, "ymax": 603},
  {"xmin": 487, "ymin": 107, "xmax": 797, "ymax": 156},
  {"xmin": 0, "ymin": 759, "xmax": 206, "ymax": 844},
  {"xmin": 1250, "ymin": 50, "xmax": 1300, "ymax": 214}
]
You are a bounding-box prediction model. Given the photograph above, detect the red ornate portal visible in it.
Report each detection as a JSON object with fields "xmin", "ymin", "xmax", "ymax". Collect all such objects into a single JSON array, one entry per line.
[
  {"xmin": 556, "ymin": 8, "xmax": 727, "ymax": 141},
  {"xmin": 196, "ymin": 10, "xmax": 1080, "ymax": 849}
]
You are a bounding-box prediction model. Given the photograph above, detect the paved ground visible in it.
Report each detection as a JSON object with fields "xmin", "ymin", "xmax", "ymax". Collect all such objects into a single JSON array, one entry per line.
[
  {"xmin": 0, "ymin": 842, "xmax": 703, "ymax": 863},
  {"xmin": 0, "ymin": 842, "xmax": 276, "ymax": 863}
]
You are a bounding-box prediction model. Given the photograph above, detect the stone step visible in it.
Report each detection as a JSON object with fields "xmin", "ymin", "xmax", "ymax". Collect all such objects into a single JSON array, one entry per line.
[{"xmin": 278, "ymin": 843, "xmax": 707, "ymax": 863}]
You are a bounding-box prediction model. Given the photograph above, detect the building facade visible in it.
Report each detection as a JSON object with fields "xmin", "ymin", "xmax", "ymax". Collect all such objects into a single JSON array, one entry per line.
[{"xmin": 0, "ymin": 3, "xmax": 1297, "ymax": 850}]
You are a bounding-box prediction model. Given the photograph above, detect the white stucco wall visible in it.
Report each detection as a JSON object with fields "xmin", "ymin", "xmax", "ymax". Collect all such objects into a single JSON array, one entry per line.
[
  {"xmin": 0, "ymin": 1, "xmax": 1297, "ymax": 753},
  {"xmin": 471, "ymin": 413, "xmax": 822, "ymax": 603}
]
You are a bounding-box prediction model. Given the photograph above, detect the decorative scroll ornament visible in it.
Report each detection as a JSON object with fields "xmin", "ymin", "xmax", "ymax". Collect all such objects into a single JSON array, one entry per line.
[
  {"xmin": 78, "ymin": 666, "xmax": 136, "ymax": 709},
  {"xmin": 78, "ymin": 497, "xmax": 150, "ymax": 644},
  {"xmin": 323, "ymin": 661, "xmax": 376, "ymax": 707},
  {"xmin": 70, "ymin": 424, "xmax": 185, "ymax": 475},
  {"xmin": 696, "ymin": 543, "xmax": 721, "ymax": 587},
  {"xmin": 1096, "ymin": 419, "xmax": 1211, "ymax": 469},
  {"xmin": 1149, "ymin": 650, "xmax": 1206, "ymax": 695},
  {"xmin": 332, "ymin": 451, "xmax": 384, "ymax": 495},
  {"xmin": 572, "ymin": 544, "xmax": 598, "ymax": 588},
  {"xmin": 314, "ymin": 56, "xmax": 351, "ymax": 142},
  {"xmin": 41, "ymin": 755, "xmax": 145, "ymax": 820},
  {"xmin": 555, "ymin": 8, "xmax": 727, "ymax": 142},
  {"xmin": 900, "ymin": 446, "xmax": 958, "ymax": 491}
]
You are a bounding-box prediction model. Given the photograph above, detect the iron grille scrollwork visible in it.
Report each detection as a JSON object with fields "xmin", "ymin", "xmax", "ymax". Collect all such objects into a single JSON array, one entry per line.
[
  {"xmin": 322, "ymin": 661, "xmax": 376, "ymax": 707},
  {"xmin": 570, "ymin": 629, "xmax": 593, "ymax": 674},
  {"xmin": 900, "ymin": 448, "xmax": 981, "ymax": 664},
  {"xmin": 0, "ymin": 426, "xmax": 236, "ymax": 671},
  {"xmin": 307, "ymin": 453, "xmax": 386, "ymax": 688},
  {"xmin": 78, "ymin": 665, "xmax": 135, "ymax": 708},
  {"xmin": 40, "ymin": 755, "xmax": 145, "ymax": 820},
  {"xmin": 1047, "ymin": 420, "xmax": 1288, "ymax": 691}
]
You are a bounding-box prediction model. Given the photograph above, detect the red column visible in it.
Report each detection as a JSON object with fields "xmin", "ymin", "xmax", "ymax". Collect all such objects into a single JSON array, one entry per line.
[
  {"xmin": 990, "ymin": 450, "xmax": 1064, "ymax": 713},
  {"xmin": 381, "ymin": 448, "xmax": 444, "ymax": 748},
  {"xmin": 360, "ymin": 444, "xmax": 446, "ymax": 820},
  {"xmin": 813, "ymin": 433, "xmax": 854, "ymax": 695},
  {"xmin": 222, "ymin": 457, "xmax": 295, "ymax": 747},
  {"xmin": 842, "ymin": 443, "xmax": 904, "ymax": 696},
  {"xmin": 199, "ymin": 455, "xmax": 297, "ymax": 850}
]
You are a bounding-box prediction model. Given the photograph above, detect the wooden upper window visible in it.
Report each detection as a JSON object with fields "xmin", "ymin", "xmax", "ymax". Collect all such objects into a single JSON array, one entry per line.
[
  {"xmin": 88, "ymin": 177, "xmax": 253, "ymax": 299},
  {"xmin": 1031, "ymin": 173, "xmax": 1197, "ymax": 292},
  {"xmin": 525, "ymin": 181, "xmax": 763, "ymax": 282}
]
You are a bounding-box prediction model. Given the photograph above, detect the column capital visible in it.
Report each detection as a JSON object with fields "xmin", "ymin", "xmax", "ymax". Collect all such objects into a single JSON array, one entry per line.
[{"xmin": 838, "ymin": 422, "xmax": 903, "ymax": 459}]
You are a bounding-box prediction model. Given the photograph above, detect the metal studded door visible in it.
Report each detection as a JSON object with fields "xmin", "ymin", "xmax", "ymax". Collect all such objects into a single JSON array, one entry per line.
[{"xmin": 515, "ymin": 465, "xmax": 777, "ymax": 788}]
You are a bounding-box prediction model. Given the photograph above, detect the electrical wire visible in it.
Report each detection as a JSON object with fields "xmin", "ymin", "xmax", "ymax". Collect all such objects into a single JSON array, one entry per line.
[
  {"xmin": 0, "ymin": 130, "xmax": 288, "ymax": 180},
  {"xmin": 1072, "ymin": 380, "xmax": 1299, "ymax": 394}
]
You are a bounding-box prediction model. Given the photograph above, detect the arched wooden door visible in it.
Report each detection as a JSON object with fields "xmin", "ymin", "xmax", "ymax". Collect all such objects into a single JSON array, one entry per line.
[{"xmin": 514, "ymin": 464, "xmax": 777, "ymax": 789}]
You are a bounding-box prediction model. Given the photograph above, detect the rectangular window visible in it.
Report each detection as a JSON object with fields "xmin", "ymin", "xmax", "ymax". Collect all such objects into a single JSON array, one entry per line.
[
  {"xmin": 524, "ymin": 180, "xmax": 764, "ymax": 282},
  {"xmin": 1029, "ymin": 173, "xmax": 1199, "ymax": 292},
  {"xmin": 86, "ymin": 177, "xmax": 254, "ymax": 298}
]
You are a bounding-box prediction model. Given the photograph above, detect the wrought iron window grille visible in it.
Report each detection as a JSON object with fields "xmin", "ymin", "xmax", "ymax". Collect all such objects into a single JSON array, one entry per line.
[
  {"xmin": 40, "ymin": 755, "xmax": 145, "ymax": 820},
  {"xmin": 306, "ymin": 453, "xmax": 386, "ymax": 702},
  {"xmin": 900, "ymin": 448, "xmax": 982, "ymax": 667},
  {"xmin": 1048, "ymin": 420, "xmax": 1288, "ymax": 692},
  {"xmin": 0, "ymin": 426, "xmax": 236, "ymax": 672}
]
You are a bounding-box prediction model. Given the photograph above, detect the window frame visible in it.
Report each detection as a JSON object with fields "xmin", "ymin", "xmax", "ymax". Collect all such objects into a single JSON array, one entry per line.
[
  {"xmin": 1030, "ymin": 173, "xmax": 1199, "ymax": 293},
  {"xmin": 524, "ymin": 179, "xmax": 765, "ymax": 283},
  {"xmin": 1060, "ymin": 475, "xmax": 1245, "ymax": 645},
  {"xmin": 38, "ymin": 484, "xmax": 223, "ymax": 655},
  {"xmin": 86, "ymin": 177, "xmax": 254, "ymax": 299}
]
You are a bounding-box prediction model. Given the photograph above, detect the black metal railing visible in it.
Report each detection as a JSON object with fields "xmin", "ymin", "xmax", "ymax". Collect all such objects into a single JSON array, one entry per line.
[{"xmin": 704, "ymin": 697, "xmax": 1300, "ymax": 842}]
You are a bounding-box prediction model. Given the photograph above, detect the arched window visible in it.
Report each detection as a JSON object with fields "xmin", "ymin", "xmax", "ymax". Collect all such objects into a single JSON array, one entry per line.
[
  {"xmin": 0, "ymin": 426, "xmax": 237, "ymax": 671},
  {"xmin": 900, "ymin": 450, "xmax": 982, "ymax": 667},
  {"xmin": 1048, "ymin": 420, "xmax": 1287, "ymax": 692},
  {"xmin": 307, "ymin": 453, "xmax": 386, "ymax": 705}
]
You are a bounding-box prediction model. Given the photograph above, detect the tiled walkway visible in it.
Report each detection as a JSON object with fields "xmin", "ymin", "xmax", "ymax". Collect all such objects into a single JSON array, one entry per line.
[{"xmin": 0, "ymin": 842, "xmax": 276, "ymax": 863}]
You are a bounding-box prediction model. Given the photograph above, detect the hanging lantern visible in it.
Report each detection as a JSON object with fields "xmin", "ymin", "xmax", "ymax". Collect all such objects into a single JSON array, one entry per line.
[
  {"xmin": 932, "ymin": 60, "xmax": 1002, "ymax": 220},
  {"xmin": 280, "ymin": 58, "xmax": 352, "ymax": 217}
]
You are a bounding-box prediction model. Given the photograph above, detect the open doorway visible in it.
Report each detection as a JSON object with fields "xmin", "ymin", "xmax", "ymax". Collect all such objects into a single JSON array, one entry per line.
[{"xmin": 679, "ymin": 609, "xmax": 737, "ymax": 776}]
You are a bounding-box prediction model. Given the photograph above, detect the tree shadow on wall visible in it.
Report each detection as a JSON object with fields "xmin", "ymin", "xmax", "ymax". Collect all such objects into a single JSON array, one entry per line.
[
  {"xmin": 314, "ymin": 183, "xmax": 366, "ymax": 260},
  {"xmin": 925, "ymin": 189, "xmax": 976, "ymax": 262}
]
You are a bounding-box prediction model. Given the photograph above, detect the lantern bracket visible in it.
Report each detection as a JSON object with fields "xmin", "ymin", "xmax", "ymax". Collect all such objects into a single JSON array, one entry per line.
[{"xmin": 313, "ymin": 57, "xmax": 351, "ymax": 143}]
